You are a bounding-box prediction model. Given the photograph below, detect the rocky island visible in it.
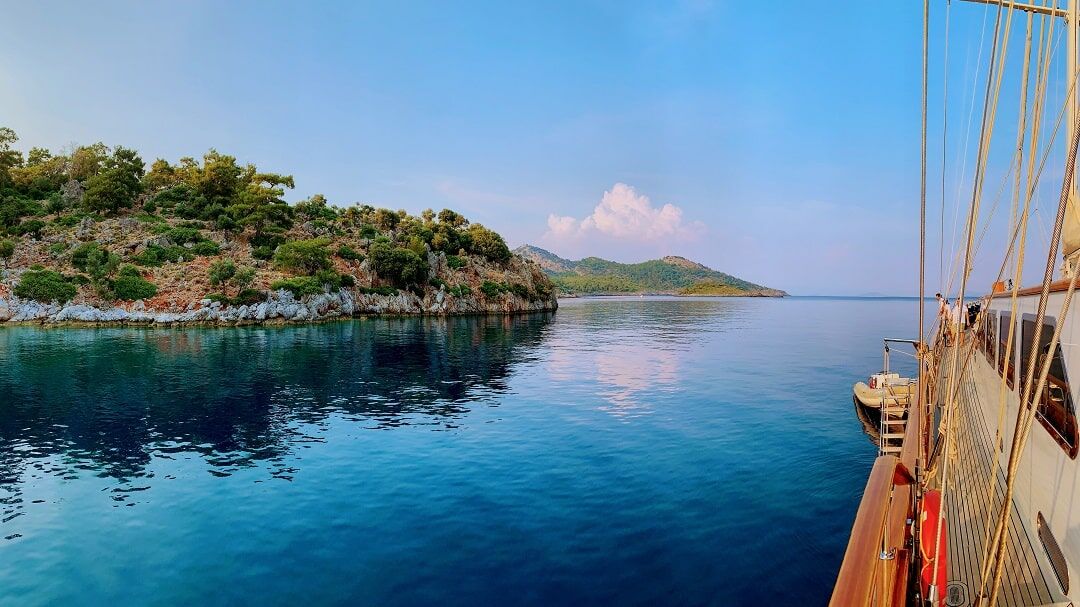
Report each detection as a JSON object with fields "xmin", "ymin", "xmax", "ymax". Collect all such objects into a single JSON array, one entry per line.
[
  {"xmin": 0, "ymin": 129, "xmax": 557, "ymax": 325},
  {"xmin": 514, "ymin": 244, "xmax": 785, "ymax": 297}
]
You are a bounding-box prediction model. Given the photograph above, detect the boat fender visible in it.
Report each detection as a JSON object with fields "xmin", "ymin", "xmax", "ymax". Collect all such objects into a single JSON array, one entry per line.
[{"xmin": 920, "ymin": 490, "xmax": 948, "ymax": 605}]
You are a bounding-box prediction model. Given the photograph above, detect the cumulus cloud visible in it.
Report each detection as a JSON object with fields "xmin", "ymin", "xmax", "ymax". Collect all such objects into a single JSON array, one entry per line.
[{"xmin": 545, "ymin": 183, "xmax": 703, "ymax": 243}]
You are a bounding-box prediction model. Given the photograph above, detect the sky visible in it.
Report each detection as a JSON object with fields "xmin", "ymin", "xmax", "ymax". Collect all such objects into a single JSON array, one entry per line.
[{"xmin": 0, "ymin": 1, "xmax": 1062, "ymax": 295}]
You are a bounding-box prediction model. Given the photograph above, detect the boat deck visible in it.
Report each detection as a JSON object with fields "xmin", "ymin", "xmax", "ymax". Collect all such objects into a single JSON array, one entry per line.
[{"xmin": 935, "ymin": 352, "xmax": 1057, "ymax": 606}]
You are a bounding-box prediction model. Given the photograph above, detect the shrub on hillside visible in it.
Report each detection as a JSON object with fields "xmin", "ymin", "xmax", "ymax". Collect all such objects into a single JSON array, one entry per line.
[
  {"xmin": 160, "ymin": 226, "xmax": 203, "ymax": 245},
  {"xmin": 111, "ymin": 265, "xmax": 157, "ymax": 301},
  {"xmin": 232, "ymin": 288, "xmax": 265, "ymax": 305},
  {"xmin": 310, "ymin": 269, "xmax": 344, "ymax": 290},
  {"xmin": 447, "ymin": 284, "xmax": 471, "ymax": 297},
  {"xmin": 358, "ymin": 285, "xmax": 398, "ymax": 296},
  {"xmin": 13, "ymin": 219, "xmax": 46, "ymax": 238},
  {"xmin": 251, "ymin": 245, "xmax": 274, "ymax": 260},
  {"xmin": 271, "ymin": 276, "xmax": 323, "ymax": 298},
  {"xmin": 0, "ymin": 239, "xmax": 14, "ymax": 267},
  {"xmin": 273, "ymin": 238, "xmax": 332, "ymax": 274},
  {"xmin": 337, "ymin": 244, "xmax": 363, "ymax": 261},
  {"xmin": 481, "ymin": 280, "xmax": 507, "ymax": 298},
  {"xmin": 71, "ymin": 242, "xmax": 119, "ymax": 280},
  {"xmin": 206, "ymin": 288, "xmax": 265, "ymax": 306},
  {"xmin": 15, "ymin": 269, "xmax": 77, "ymax": 303},
  {"xmin": 132, "ymin": 244, "xmax": 188, "ymax": 266},
  {"xmin": 533, "ymin": 280, "xmax": 553, "ymax": 300},
  {"xmin": 189, "ymin": 240, "xmax": 220, "ymax": 256}
]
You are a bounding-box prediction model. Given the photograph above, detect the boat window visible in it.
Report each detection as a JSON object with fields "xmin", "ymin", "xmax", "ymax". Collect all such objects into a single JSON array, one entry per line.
[
  {"xmin": 1030, "ymin": 320, "xmax": 1079, "ymax": 458},
  {"xmin": 999, "ymin": 313, "xmax": 1013, "ymax": 387},
  {"xmin": 1022, "ymin": 319, "xmax": 1036, "ymax": 387},
  {"xmin": 985, "ymin": 311, "xmax": 997, "ymax": 364},
  {"xmin": 976, "ymin": 312, "xmax": 985, "ymax": 354}
]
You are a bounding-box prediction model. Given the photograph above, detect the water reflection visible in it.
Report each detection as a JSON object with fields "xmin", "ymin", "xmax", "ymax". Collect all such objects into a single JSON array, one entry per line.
[
  {"xmin": 0, "ymin": 297, "xmax": 919, "ymax": 605},
  {"xmin": 549, "ymin": 298, "xmax": 731, "ymax": 415},
  {"xmin": 0, "ymin": 314, "xmax": 554, "ymax": 525}
]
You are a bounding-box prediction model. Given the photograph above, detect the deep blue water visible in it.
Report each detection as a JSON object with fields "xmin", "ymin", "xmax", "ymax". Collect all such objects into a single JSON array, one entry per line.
[{"xmin": 0, "ymin": 296, "xmax": 922, "ymax": 606}]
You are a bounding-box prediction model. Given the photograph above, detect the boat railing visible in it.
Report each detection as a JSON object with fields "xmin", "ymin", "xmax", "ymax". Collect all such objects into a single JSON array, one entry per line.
[{"xmin": 831, "ymin": 344, "xmax": 925, "ymax": 606}]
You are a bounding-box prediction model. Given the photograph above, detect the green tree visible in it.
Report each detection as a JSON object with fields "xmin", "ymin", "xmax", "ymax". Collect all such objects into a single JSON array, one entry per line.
[
  {"xmin": 67, "ymin": 143, "xmax": 109, "ymax": 181},
  {"xmin": 195, "ymin": 150, "xmax": 244, "ymax": 209},
  {"xmin": 9, "ymin": 149, "xmax": 66, "ymax": 197},
  {"xmin": 466, "ymin": 224, "xmax": 510, "ymax": 262},
  {"xmin": 0, "ymin": 127, "xmax": 23, "ymax": 189},
  {"xmin": 234, "ymin": 266, "xmax": 256, "ymax": 291},
  {"xmin": 208, "ymin": 259, "xmax": 237, "ymax": 287},
  {"xmin": 143, "ymin": 158, "xmax": 179, "ymax": 191},
  {"xmin": 272, "ymin": 238, "xmax": 332, "ymax": 275},
  {"xmin": 437, "ymin": 209, "xmax": 467, "ymax": 228},
  {"xmin": 373, "ymin": 208, "xmax": 400, "ymax": 232},
  {"xmin": 228, "ymin": 170, "xmax": 295, "ymax": 237},
  {"xmin": 71, "ymin": 242, "xmax": 120, "ymax": 281},
  {"xmin": 369, "ymin": 241, "xmax": 428, "ymax": 287},
  {"xmin": 83, "ymin": 147, "xmax": 145, "ymax": 214},
  {"xmin": 296, "ymin": 194, "xmax": 336, "ymax": 221}
]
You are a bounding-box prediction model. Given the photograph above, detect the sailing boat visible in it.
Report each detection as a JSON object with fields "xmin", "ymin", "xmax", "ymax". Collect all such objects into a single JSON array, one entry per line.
[{"xmin": 832, "ymin": 1, "xmax": 1080, "ymax": 606}]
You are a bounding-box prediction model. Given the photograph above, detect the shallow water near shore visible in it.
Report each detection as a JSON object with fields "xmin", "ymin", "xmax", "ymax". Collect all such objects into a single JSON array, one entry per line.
[{"xmin": 0, "ymin": 296, "xmax": 921, "ymax": 606}]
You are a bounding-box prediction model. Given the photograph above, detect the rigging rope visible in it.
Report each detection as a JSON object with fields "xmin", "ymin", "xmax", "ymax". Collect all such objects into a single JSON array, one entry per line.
[
  {"xmin": 948, "ymin": 4, "xmax": 995, "ymax": 292},
  {"xmin": 941, "ymin": 25, "xmax": 1063, "ymax": 306},
  {"xmin": 943, "ymin": 0, "xmax": 952, "ymax": 294},
  {"xmin": 920, "ymin": 0, "xmax": 929, "ymax": 472},
  {"xmin": 978, "ymin": 7, "xmax": 1040, "ymax": 590},
  {"xmin": 934, "ymin": 5, "xmax": 1011, "ymax": 603}
]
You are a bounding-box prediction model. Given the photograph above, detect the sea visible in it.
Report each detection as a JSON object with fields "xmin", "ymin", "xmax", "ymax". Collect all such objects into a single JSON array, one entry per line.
[{"xmin": 0, "ymin": 296, "xmax": 924, "ymax": 606}]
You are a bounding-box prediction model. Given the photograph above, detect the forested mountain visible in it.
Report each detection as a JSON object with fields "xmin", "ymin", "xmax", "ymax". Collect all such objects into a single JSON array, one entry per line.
[{"xmin": 514, "ymin": 244, "xmax": 785, "ymax": 297}]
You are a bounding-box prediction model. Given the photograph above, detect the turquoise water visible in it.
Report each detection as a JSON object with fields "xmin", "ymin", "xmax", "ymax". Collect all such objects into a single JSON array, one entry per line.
[{"xmin": 0, "ymin": 296, "xmax": 922, "ymax": 606}]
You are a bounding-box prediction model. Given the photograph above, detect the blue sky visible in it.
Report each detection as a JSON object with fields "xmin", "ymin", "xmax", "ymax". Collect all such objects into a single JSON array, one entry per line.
[{"xmin": 2, "ymin": 1, "xmax": 1047, "ymax": 295}]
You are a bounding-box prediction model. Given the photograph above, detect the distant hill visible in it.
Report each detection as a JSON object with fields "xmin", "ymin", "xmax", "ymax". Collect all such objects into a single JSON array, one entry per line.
[{"xmin": 514, "ymin": 245, "xmax": 786, "ymax": 297}]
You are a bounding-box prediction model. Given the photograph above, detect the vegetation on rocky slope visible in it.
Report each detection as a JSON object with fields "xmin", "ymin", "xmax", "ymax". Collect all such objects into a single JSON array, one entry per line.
[{"xmin": 0, "ymin": 127, "xmax": 555, "ymax": 317}]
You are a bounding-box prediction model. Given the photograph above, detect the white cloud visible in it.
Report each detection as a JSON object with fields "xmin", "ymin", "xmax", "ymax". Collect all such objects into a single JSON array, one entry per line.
[{"xmin": 545, "ymin": 183, "xmax": 704, "ymax": 243}]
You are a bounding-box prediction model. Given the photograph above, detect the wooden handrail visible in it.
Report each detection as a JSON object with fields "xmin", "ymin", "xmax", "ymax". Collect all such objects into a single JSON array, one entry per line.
[
  {"xmin": 830, "ymin": 456, "xmax": 916, "ymax": 606},
  {"xmin": 831, "ymin": 368, "xmax": 924, "ymax": 606}
]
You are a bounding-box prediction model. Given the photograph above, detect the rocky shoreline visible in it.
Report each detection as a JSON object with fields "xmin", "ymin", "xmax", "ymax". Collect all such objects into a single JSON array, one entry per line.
[{"xmin": 0, "ymin": 286, "xmax": 557, "ymax": 326}]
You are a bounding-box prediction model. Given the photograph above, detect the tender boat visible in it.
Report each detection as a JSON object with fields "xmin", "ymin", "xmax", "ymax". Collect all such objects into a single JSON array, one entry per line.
[{"xmin": 852, "ymin": 373, "xmax": 917, "ymax": 410}]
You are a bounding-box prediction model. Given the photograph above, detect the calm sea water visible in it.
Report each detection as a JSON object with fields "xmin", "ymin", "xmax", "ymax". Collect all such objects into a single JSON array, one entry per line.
[{"xmin": 0, "ymin": 296, "xmax": 923, "ymax": 606}]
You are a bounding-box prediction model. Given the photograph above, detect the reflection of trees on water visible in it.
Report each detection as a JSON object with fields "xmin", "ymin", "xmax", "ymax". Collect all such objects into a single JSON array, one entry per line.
[{"xmin": 0, "ymin": 314, "xmax": 554, "ymax": 500}]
